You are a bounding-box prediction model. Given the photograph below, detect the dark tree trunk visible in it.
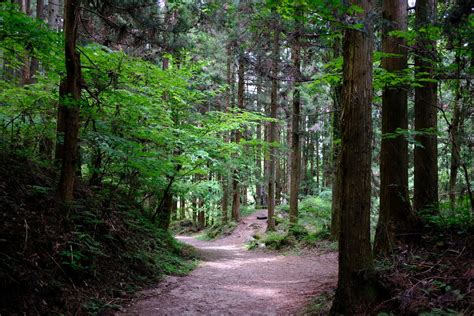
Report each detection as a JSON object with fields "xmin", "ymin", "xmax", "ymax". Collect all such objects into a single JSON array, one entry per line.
[
  {"xmin": 267, "ymin": 19, "xmax": 280, "ymax": 231},
  {"xmin": 180, "ymin": 196, "xmax": 186, "ymax": 219},
  {"xmin": 330, "ymin": 0, "xmax": 376, "ymax": 313},
  {"xmin": 375, "ymin": 0, "xmax": 418, "ymax": 255},
  {"xmin": 330, "ymin": 65, "xmax": 342, "ymax": 240},
  {"xmin": 231, "ymin": 54, "xmax": 245, "ymax": 222},
  {"xmin": 192, "ymin": 198, "xmax": 197, "ymax": 224},
  {"xmin": 255, "ymin": 122, "xmax": 263, "ymax": 207},
  {"xmin": 198, "ymin": 199, "xmax": 205, "ymax": 229},
  {"xmin": 289, "ymin": 12, "xmax": 302, "ymax": 226},
  {"xmin": 222, "ymin": 176, "xmax": 229, "ymax": 224},
  {"xmin": 155, "ymin": 190, "xmax": 173, "ymax": 230},
  {"xmin": 171, "ymin": 198, "xmax": 178, "ymax": 221},
  {"xmin": 275, "ymin": 131, "xmax": 283, "ymax": 205},
  {"xmin": 414, "ymin": 0, "xmax": 439, "ymax": 214},
  {"xmin": 56, "ymin": 0, "xmax": 82, "ymax": 203},
  {"xmin": 28, "ymin": 0, "xmax": 44, "ymax": 84},
  {"xmin": 449, "ymin": 52, "xmax": 462, "ymax": 210},
  {"xmin": 221, "ymin": 43, "xmax": 232, "ymax": 224}
]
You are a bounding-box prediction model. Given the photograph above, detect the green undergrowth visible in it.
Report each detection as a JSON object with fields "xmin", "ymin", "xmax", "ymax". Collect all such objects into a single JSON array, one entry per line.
[
  {"xmin": 191, "ymin": 206, "xmax": 259, "ymax": 241},
  {"xmin": 301, "ymin": 291, "xmax": 334, "ymax": 315},
  {"xmin": 198, "ymin": 222, "xmax": 238, "ymax": 240},
  {"xmin": 170, "ymin": 218, "xmax": 199, "ymax": 235},
  {"xmin": 422, "ymin": 197, "xmax": 473, "ymax": 231},
  {"xmin": 0, "ymin": 154, "xmax": 197, "ymax": 315},
  {"xmin": 278, "ymin": 194, "xmax": 332, "ymax": 235},
  {"xmin": 248, "ymin": 194, "xmax": 335, "ymax": 251},
  {"xmin": 240, "ymin": 205, "xmax": 259, "ymax": 217}
]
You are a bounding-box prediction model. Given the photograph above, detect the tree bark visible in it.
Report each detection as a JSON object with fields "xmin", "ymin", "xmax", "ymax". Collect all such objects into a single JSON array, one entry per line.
[
  {"xmin": 375, "ymin": 0, "xmax": 418, "ymax": 255},
  {"xmin": 198, "ymin": 199, "xmax": 205, "ymax": 229},
  {"xmin": 221, "ymin": 43, "xmax": 233, "ymax": 224},
  {"xmin": 289, "ymin": 11, "xmax": 302, "ymax": 226},
  {"xmin": 28, "ymin": 0, "xmax": 44, "ymax": 84},
  {"xmin": 414, "ymin": 0, "xmax": 439, "ymax": 214},
  {"xmin": 231, "ymin": 54, "xmax": 245, "ymax": 222},
  {"xmin": 180, "ymin": 196, "xmax": 186, "ymax": 219},
  {"xmin": 56, "ymin": 0, "xmax": 82, "ymax": 203},
  {"xmin": 330, "ymin": 0, "xmax": 376, "ymax": 313},
  {"xmin": 449, "ymin": 52, "xmax": 462, "ymax": 210},
  {"xmin": 267, "ymin": 19, "xmax": 280, "ymax": 232},
  {"xmin": 330, "ymin": 63, "xmax": 342, "ymax": 240},
  {"xmin": 48, "ymin": 0, "xmax": 61, "ymax": 30}
]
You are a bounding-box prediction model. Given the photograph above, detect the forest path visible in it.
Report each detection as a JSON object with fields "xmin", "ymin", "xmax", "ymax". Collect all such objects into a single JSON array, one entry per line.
[{"xmin": 119, "ymin": 210, "xmax": 338, "ymax": 315}]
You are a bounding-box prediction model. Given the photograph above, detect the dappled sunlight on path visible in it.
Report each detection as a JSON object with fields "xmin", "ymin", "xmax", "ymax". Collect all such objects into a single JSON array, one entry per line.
[{"xmin": 119, "ymin": 211, "xmax": 337, "ymax": 315}]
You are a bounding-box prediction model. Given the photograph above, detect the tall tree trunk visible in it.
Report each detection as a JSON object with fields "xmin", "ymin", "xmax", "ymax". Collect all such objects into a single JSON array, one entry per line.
[
  {"xmin": 222, "ymin": 176, "xmax": 229, "ymax": 223},
  {"xmin": 221, "ymin": 43, "xmax": 233, "ymax": 224},
  {"xmin": 48, "ymin": 0, "xmax": 60, "ymax": 30},
  {"xmin": 330, "ymin": 67, "xmax": 342, "ymax": 240},
  {"xmin": 315, "ymin": 132, "xmax": 320, "ymax": 189},
  {"xmin": 192, "ymin": 198, "xmax": 197, "ymax": 224},
  {"xmin": 171, "ymin": 198, "xmax": 178, "ymax": 221},
  {"xmin": 28, "ymin": 0, "xmax": 44, "ymax": 84},
  {"xmin": 267, "ymin": 19, "xmax": 280, "ymax": 231},
  {"xmin": 255, "ymin": 68, "xmax": 264, "ymax": 207},
  {"xmin": 289, "ymin": 13, "xmax": 302, "ymax": 226},
  {"xmin": 198, "ymin": 199, "xmax": 205, "ymax": 229},
  {"xmin": 231, "ymin": 54, "xmax": 245, "ymax": 222},
  {"xmin": 275, "ymin": 129, "xmax": 283, "ymax": 205},
  {"xmin": 286, "ymin": 111, "xmax": 292, "ymax": 202},
  {"xmin": 330, "ymin": 0, "xmax": 376, "ymax": 313},
  {"xmin": 375, "ymin": 0, "xmax": 418, "ymax": 255},
  {"xmin": 322, "ymin": 134, "xmax": 331, "ymax": 187},
  {"xmin": 180, "ymin": 196, "xmax": 186, "ymax": 219},
  {"xmin": 414, "ymin": 0, "xmax": 439, "ymax": 214},
  {"xmin": 449, "ymin": 52, "xmax": 462, "ymax": 210},
  {"xmin": 56, "ymin": 0, "xmax": 82, "ymax": 203}
]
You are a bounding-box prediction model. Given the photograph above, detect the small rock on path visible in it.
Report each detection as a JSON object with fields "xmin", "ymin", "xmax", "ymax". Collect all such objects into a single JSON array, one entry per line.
[{"xmin": 119, "ymin": 210, "xmax": 337, "ymax": 315}]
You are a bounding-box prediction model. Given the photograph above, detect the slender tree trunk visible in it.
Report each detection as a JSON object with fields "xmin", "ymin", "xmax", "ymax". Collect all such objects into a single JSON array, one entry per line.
[
  {"xmin": 231, "ymin": 54, "xmax": 245, "ymax": 222},
  {"xmin": 56, "ymin": 0, "xmax": 82, "ymax": 203},
  {"xmin": 198, "ymin": 199, "xmax": 205, "ymax": 229},
  {"xmin": 48, "ymin": 0, "xmax": 60, "ymax": 30},
  {"xmin": 414, "ymin": 0, "xmax": 439, "ymax": 214},
  {"xmin": 275, "ymin": 131, "xmax": 283, "ymax": 205},
  {"xmin": 255, "ymin": 70, "xmax": 264, "ymax": 207},
  {"xmin": 330, "ymin": 0, "xmax": 376, "ymax": 313},
  {"xmin": 322, "ymin": 136, "xmax": 331, "ymax": 187},
  {"xmin": 289, "ymin": 14, "xmax": 302, "ymax": 226},
  {"xmin": 267, "ymin": 20, "xmax": 280, "ymax": 231},
  {"xmin": 171, "ymin": 198, "xmax": 178, "ymax": 221},
  {"xmin": 375, "ymin": 0, "xmax": 418, "ymax": 255},
  {"xmin": 28, "ymin": 0, "xmax": 44, "ymax": 84},
  {"xmin": 222, "ymin": 176, "xmax": 229, "ymax": 223},
  {"xmin": 449, "ymin": 52, "xmax": 462, "ymax": 210},
  {"xmin": 192, "ymin": 198, "xmax": 197, "ymax": 224},
  {"xmin": 330, "ymin": 69, "xmax": 342, "ymax": 240},
  {"xmin": 180, "ymin": 196, "xmax": 186, "ymax": 219},
  {"xmin": 221, "ymin": 44, "xmax": 233, "ymax": 224},
  {"xmin": 286, "ymin": 111, "xmax": 292, "ymax": 202}
]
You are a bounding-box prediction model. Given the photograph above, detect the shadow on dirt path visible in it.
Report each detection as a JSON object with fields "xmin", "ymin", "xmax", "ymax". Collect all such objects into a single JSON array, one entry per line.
[{"xmin": 119, "ymin": 210, "xmax": 338, "ymax": 315}]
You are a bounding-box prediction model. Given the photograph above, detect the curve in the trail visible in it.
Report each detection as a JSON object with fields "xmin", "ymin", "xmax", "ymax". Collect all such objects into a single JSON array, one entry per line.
[{"xmin": 119, "ymin": 210, "xmax": 337, "ymax": 315}]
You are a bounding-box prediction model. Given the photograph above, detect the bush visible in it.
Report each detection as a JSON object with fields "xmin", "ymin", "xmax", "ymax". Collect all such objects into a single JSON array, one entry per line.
[
  {"xmin": 261, "ymin": 232, "xmax": 296, "ymax": 250},
  {"xmin": 422, "ymin": 197, "xmax": 473, "ymax": 230},
  {"xmin": 288, "ymin": 224, "xmax": 309, "ymax": 241},
  {"xmin": 204, "ymin": 222, "xmax": 237, "ymax": 239}
]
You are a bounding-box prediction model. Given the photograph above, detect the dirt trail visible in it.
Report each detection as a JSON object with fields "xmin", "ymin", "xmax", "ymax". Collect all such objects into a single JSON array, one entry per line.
[{"xmin": 119, "ymin": 210, "xmax": 338, "ymax": 315}]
